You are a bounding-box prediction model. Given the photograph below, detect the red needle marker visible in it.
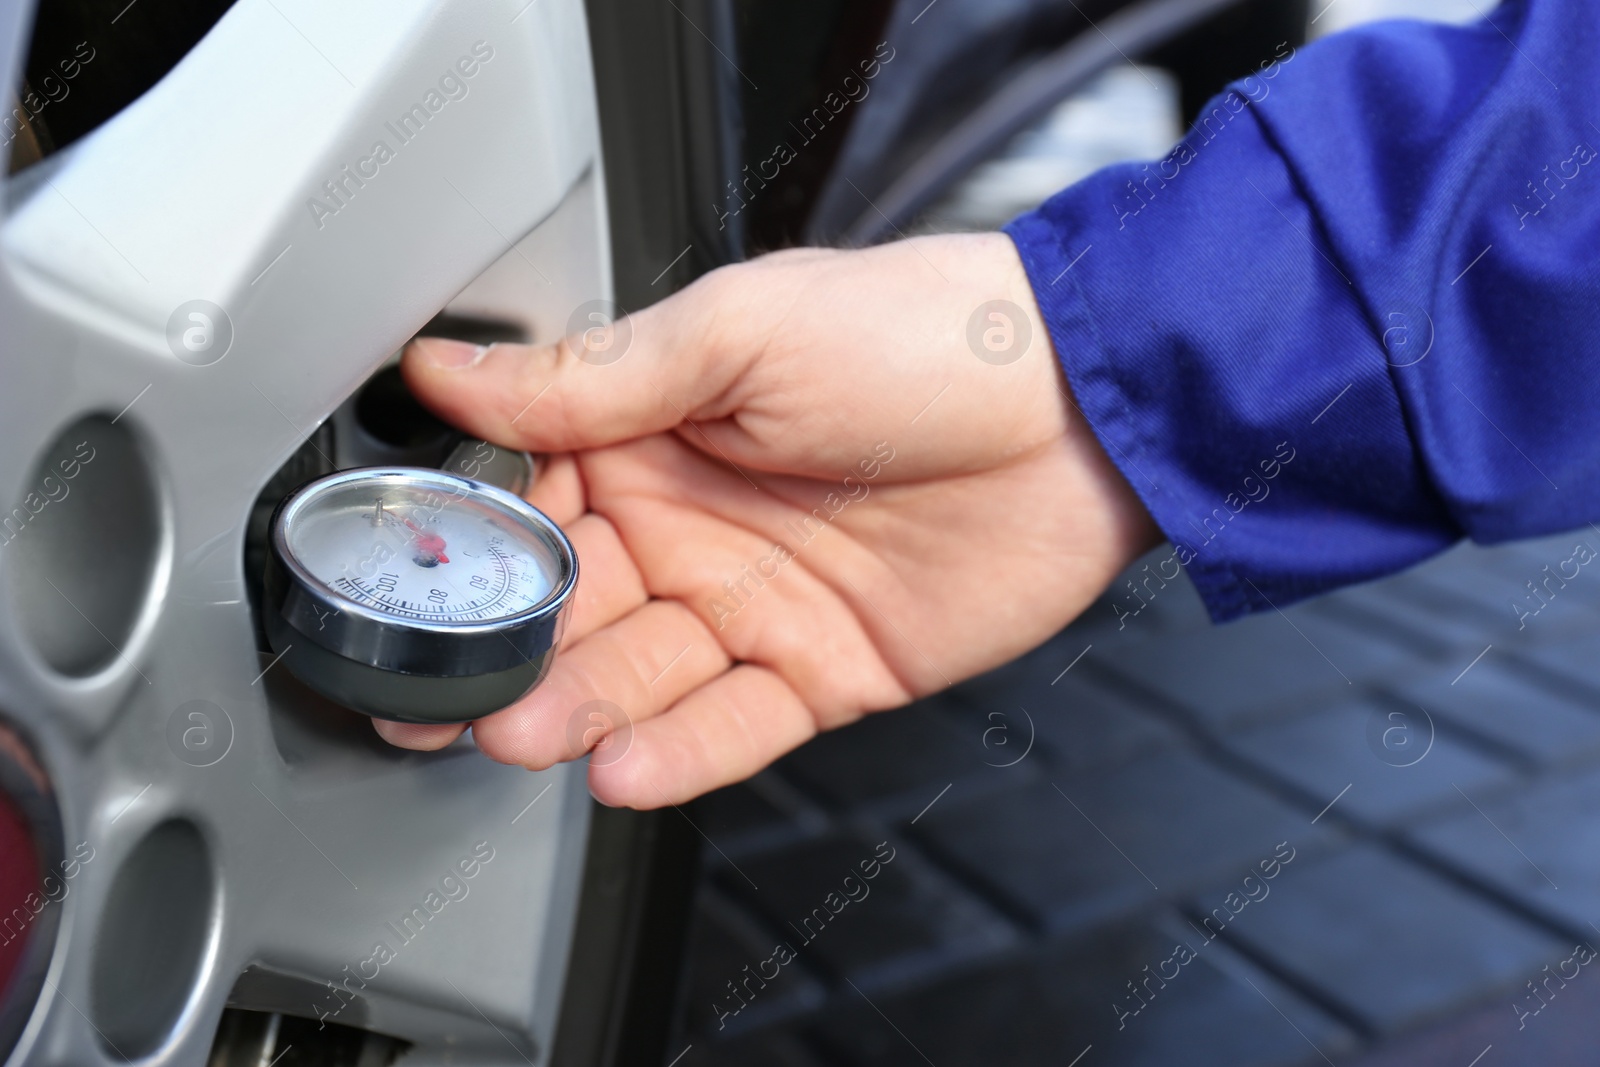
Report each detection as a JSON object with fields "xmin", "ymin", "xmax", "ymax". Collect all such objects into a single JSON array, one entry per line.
[{"xmin": 403, "ymin": 517, "xmax": 449, "ymax": 564}]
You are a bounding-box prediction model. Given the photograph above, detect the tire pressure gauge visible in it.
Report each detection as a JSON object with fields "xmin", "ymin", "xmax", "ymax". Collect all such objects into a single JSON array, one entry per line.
[{"xmin": 263, "ymin": 468, "xmax": 577, "ymax": 723}]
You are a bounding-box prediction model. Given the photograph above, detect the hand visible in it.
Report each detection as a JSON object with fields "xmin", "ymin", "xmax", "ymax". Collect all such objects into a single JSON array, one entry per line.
[{"xmin": 376, "ymin": 233, "xmax": 1157, "ymax": 808}]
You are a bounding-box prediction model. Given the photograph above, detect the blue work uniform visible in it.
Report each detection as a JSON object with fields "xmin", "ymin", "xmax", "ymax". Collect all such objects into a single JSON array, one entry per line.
[{"xmin": 1005, "ymin": 0, "xmax": 1600, "ymax": 621}]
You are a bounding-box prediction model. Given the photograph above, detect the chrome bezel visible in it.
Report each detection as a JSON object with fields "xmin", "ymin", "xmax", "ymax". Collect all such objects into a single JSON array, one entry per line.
[{"xmin": 265, "ymin": 467, "xmax": 577, "ymax": 678}]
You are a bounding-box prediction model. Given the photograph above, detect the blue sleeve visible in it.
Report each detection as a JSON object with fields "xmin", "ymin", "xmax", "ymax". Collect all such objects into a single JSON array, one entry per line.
[{"xmin": 1003, "ymin": 0, "xmax": 1600, "ymax": 622}]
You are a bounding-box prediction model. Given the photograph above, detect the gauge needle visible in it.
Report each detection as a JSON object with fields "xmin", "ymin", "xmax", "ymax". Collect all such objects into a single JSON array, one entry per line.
[{"xmin": 403, "ymin": 516, "xmax": 449, "ymax": 564}]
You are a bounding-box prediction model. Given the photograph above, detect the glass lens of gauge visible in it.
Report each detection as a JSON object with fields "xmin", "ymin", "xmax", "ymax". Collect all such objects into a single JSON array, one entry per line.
[{"xmin": 285, "ymin": 478, "xmax": 561, "ymax": 624}]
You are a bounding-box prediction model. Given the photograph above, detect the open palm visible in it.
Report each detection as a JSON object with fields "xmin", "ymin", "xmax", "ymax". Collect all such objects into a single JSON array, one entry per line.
[{"xmin": 376, "ymin": 234, "xmax": 1155, "ymax": 807}]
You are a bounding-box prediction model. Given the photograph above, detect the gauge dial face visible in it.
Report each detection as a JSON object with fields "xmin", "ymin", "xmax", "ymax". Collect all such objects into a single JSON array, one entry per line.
[{"xmin": 284, "ymin": 476, "xmax": 562, "ymax": 625}]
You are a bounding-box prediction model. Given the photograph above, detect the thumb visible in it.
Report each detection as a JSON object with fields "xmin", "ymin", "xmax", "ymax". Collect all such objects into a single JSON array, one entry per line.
[{"xmin": 401, "ymin": 278, "xmax": 752, "ymax": 454}]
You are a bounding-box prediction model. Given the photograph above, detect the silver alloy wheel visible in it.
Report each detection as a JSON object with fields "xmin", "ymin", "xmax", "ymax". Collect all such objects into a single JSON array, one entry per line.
[{"xmin": 0, "ymin": 1, "xmax": 609, "ymax": 1062}]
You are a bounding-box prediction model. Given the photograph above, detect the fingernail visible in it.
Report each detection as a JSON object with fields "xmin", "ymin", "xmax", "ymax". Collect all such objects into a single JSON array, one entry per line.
[{"xmin": 415, "ymin": 338, "xmax": 488, "ymax": 369}]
